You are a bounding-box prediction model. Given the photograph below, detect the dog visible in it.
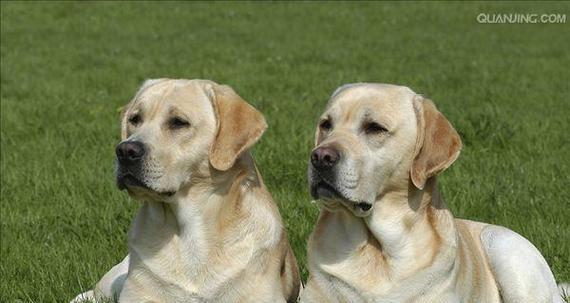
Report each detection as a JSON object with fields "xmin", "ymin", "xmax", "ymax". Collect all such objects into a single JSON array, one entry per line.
[
  {"xmin": 72, "ymin": 79, "xmax": 300, "ymax": 303},
  {"xmin": 301, "ymin": 83, "xmax": 565, "ymax": 302}
]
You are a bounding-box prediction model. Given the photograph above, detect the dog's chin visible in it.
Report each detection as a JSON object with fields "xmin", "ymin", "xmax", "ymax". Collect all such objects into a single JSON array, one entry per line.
[
  {"xmin": 310, "ymin": 180, "xmax": 373, "ymax": 217},
  {"xmin": 117, "ymin": 174, "xmax": 176, "ymax": 199}
]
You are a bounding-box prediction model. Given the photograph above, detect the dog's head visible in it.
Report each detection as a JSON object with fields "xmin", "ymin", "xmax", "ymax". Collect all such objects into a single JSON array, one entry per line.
[
  {"xmin": 308, "ymin": 83, "xmax": 461, "ymax": 216},
  {"xmin": 116, "ymin": 79, "xmax": 266, "ymax": 201}
]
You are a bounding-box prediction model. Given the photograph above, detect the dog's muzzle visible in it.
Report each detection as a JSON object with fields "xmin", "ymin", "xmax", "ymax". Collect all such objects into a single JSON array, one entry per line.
[
  {"xmin": 309, "ymin": 147, "xmax": 373, "ymax": 216},
  {"xmin": 116, "ymin": 141, "xmax": 145, "ymax": 166},
  {"xmin": 115, "ymin": 141, "xmax": 147, "ymax": 191}
]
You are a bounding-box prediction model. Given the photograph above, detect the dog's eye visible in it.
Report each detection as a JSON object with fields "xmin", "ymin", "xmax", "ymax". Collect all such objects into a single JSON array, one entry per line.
[
  {"xmin": 319, "ymin": 119, "xmax": 332, "ymax": 131},
  {"xmin": 169, "ymin": 117, "xmax": 190, "ymax": 129},
  {"xmin": 128, "ymin": 114, "xmax": 141, "ymax": 125},
  {"xmin": 363, "ymin": 122, "xmax": 388, "ymax": 135}
]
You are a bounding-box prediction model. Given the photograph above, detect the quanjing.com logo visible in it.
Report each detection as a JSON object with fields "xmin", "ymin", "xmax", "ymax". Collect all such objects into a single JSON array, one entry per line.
[{"xmin": 477, "ymin": 13, "xmax": 566, "ymax": 24}]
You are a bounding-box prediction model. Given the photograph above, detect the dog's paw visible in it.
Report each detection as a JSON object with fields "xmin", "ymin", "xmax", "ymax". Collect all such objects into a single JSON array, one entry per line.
[{"xmin": 70, "ymin": 290, "xmax": 95, "ymax": 303}]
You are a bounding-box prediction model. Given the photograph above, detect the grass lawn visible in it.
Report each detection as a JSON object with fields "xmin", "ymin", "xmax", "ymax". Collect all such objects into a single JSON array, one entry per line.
[{"xmin": 1, "ymin": 2, "xmax": 569, "ymax": 302}]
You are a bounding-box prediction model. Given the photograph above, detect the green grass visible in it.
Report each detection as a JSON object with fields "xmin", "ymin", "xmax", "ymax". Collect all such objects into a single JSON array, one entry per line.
[{"xmin": 1, "ymin": 2, "xmax": 569, "ymax": 302}]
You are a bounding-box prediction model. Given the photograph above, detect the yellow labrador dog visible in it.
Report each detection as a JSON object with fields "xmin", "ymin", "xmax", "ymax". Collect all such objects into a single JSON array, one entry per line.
[
  {"xmin": 301, "ymin": 83, "xmax": 564, "ymax": 303},
  {"xmin": 72, "ymin": 79, "xmax": 300, "ymax": 303}
]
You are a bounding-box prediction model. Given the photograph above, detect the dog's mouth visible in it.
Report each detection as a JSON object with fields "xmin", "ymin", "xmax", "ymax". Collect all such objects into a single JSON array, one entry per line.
[
  {"xmin": 117, "ymin": 173, "xmax": 175, "ymax": 197},
  {"xmin": 311, "ymin": 178, "xmax": 372, "ymax": 213},
  {"xmin": 117, "ymin": 173, "xmax": 146, "ymax": 190}
]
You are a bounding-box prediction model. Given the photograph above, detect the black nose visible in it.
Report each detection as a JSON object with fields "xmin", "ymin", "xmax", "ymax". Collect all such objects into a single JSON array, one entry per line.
[
  {"xmin": 116, "ymin": 141, "xmax": 145, "ymax": 164},
  {"xmin": 311, "ymin": 146, "xmax": 340, "ymax": 169}
]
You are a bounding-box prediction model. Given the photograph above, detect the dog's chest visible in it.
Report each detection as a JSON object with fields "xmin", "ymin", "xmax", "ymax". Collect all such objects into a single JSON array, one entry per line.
[
  {"xmin": 126, "ymin": 203, "xmax": 260, "ymax": 301},
  {"xmin": 312, "ymin": 259, "xmax": 461, "ymax": 303},
  {"xmin": 309, "ymin": 211, "xmax": 464, "ymax": 302},
  {"xmin": 127, "ymin": 239, "xmax": 260, "ymax": 302}
]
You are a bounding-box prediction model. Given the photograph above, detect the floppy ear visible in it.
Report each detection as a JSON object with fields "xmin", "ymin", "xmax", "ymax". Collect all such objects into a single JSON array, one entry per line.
[
  {"xmin": 209, "ymin": 85, "xmax": 267, "ymax": 171},
  {"xmin": 410, "ymin": 96, "xmax": 462, "ymax": 190}
]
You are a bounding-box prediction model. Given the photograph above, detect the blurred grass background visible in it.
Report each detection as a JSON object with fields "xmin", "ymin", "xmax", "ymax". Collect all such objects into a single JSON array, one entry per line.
[{"xmin": 1, "ymin": 2, "xmax": 568, "ymax": 302}]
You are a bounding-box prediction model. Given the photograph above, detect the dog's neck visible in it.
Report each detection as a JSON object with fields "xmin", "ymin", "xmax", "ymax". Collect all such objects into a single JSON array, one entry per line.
[
  {"xmin": 363, "ymin": 177, "xmax": 457, "ymax": 275},
  {"xmin": 172, "ymin": 154, "xmax": 259, "ymax": 231},
  {"xmin": 128, "ymin": 153, "xmax": 264, "ymax": 268}
]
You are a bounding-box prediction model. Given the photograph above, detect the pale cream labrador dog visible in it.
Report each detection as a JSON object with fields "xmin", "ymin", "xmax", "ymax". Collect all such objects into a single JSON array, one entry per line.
[
  {"xmin": 301, "ymin": 83, "xmax": 564, "ymax": 303},
  {"xmin": 72, "ymin": 79, "xmax": 300, "ymax": 303}
]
